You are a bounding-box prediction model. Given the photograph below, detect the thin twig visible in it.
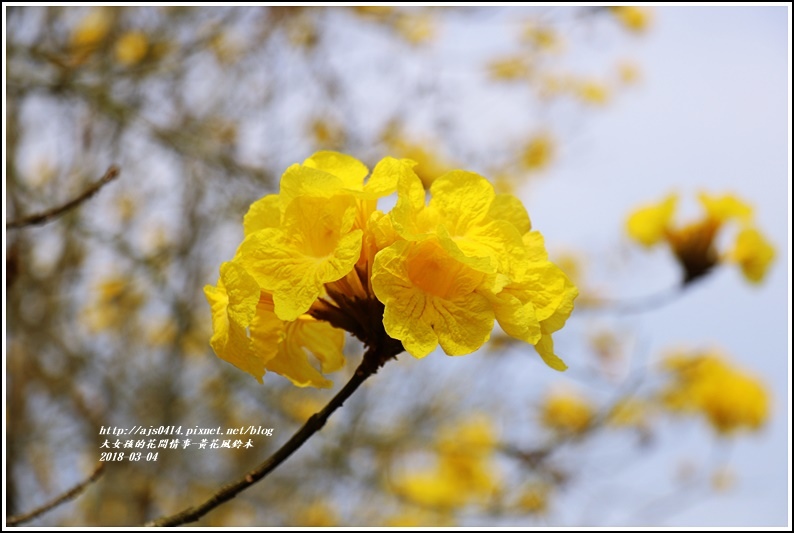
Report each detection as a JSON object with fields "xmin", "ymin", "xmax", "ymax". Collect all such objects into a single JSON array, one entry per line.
[
  {"xmin": 146, "ymin": 344, "xmax": 395, "ymax": 527},
  {"xmin": 6, "ymin": 462, "xmax": 105, "ymax": 526},
  {"xmin": 576, "ymin": 284, "xmax": 685, "ymax": 314},
  {"xmin": 6, "ymin": 166, "xmax": 120, "ymax": 230}
]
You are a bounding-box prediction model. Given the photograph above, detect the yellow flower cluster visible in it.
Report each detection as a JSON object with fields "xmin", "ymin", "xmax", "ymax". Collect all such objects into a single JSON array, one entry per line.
[
  {"xmin": 392, "ymin": 415, "xmax": 499, "ymax": 509},
  {"xmin": 608, "ymin": 6, "xmax": 654, "ymax": 34},
  {"xmin": 205, "ymin": 152, "xmax": 577, "ymax": 387},
  {"xmin": 661, "ymin": 350, "xmax": 769, "ymax": 435},
  {"xmin": 540, "ymin": 387, "xmax": 593, "ymax": 435},
  {"xmin": 626, "ymin": 192, "xmax": 775, "ymax": 284}
]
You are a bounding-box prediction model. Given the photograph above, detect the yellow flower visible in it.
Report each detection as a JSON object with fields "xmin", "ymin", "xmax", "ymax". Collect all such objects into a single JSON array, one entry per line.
[
  {"xmin": 208, "ymin": 151, "xmax": 577, "ymax": 386},
  {"xmin": 114, "ymin": 31, "xmax": 149, "ymax": 66},
  {"xmin": 394, "ymin": 12, "xmax": 435, "ymax": 45},
  {"xmin": 352, "ymin": 6, "xmax": 395, "ymax": 21},
  {"xmin": 392, "ymin": 415, "xmax": 499, "ymax": 510},
  {"xmin": 309, "ymin": 116, "xmax": 346, "ymax": 149},
  {"xmin": 238, "ymin": 193, "xmax": 362, "ymax": 321},
  {"xmin": 521, "ymin": 132, "xmax": 555, "ymax": 172},
  {"xmin": 521, "ymin": 21, "xmax": 562, "ymax": 53},
  {"xmin": 83, "ymin": 275, "xmax": 145, "ymax": 333},
  {"xmin": 487, "ymin": 56, "xmax": 532, "ymax": 81},
  {"xmin": 292, "ymin": 501, "xmax": 338, "ymax": 527},
  {"xmin": 517, "ymin": 482, "xmax": 552, "ymax": 515},
  {"xmin": 576, "ymin": 79, "xmax": 610, "ymax": 106},
  {"xmin": 661, "ymin": 350, "xmax": 769, "ymax": 435},
  {"xmin": 609, "ymin": 6, "xmax": 653, "ymax": 34},
  {"xmin": 626, "ymin": 192, "xmax": 773, "ymax": 284},
  {"xmin": 731, "ymin": 226, "xmax": 776, "ymax": 283},
  {"xmin": 237, "ymin": 150, "xmax": 404, "ymax": 321},
  {"xmin": 540, "ymin": 387, "xmax": 593, "ymax": 435},
  {"xmin": 376, "ymin": 169, "xmax": 576, "ymax": 365},
  {"xmin": 373, "ymin": 239, "xmax": 493, "ymax": 357},
  {"xmin": 626, "ymin": 194, "xmax": 678, "ymax": 247},
  {"xmin": 70, "ymin": 8, "xmax": 113, "ymax": 53},
  {"xmin": 204, "ymin": 261, "xmax": 345, "ymax": 387}
]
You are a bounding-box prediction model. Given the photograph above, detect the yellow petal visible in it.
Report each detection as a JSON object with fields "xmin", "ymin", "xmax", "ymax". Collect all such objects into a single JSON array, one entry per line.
[
  {"xmin": 699, "ymin": 192, "xmax": 753, "ymax": 223},
  {"xmin": 278, "ymin": 163, "xmax": 347, "ymax": 208},
  {"xmin": 489, "ymin": 193, "xmax": 532, "ymax": 235},
  {"xmin": 243, "ymin": 194, "xmax": 281, "ymax": 236},
  {"xmin": 534, "ymin": 334, "xmax": 568, "ymax": 371},
  {"xmin": 429, "ymin": 170, "xmax": 495, "ymax": 231},
  {"xmin": 303, "ymin": 151, "xmax": 369, "ymax": 191},
  {"xmin": 204, "ymin": 262, "xmax": 269, "ymax": 382},
  {"xmin": 485, "ymin": 288, "xmax": 541, "ymax": 344},
  {"xmin": 265, "ymin": 322, "xmax": 334, "ymax": 388},
  {"xmin": 731, "ymin": 227, "xmax": 775, "ymax": 283},
  {"xmin": 626, "ymin": 194, "xmax": 677, "ymax": 247},
  {"xmin": 364, "ymin": 156, "xmax": 417, "ymax": 199},
  {"xmin": 292, "ymin": 318, "xmax": 346, "ymax": 374}
]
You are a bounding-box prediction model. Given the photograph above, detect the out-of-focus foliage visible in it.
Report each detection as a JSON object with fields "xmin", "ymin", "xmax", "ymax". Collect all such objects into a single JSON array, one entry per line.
[{"xmin": 5, "ymin": 6, "xmax": 780, "ymax": 527}]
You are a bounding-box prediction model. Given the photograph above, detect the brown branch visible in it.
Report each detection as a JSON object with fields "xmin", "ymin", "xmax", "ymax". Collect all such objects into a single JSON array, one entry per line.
[
  {"xmin": 145, "ymin": 343, "xmax": 399, "ymax": 527},
  {"xmin": 6, "ymin": 166, "xmax": 120, "ymax": 230},
  {"xmin": 576, "ymin": 283, "xmax": 685, "ymax": 314},
  {"xmin": 6, "ymin": 462, "xmax": 105, "ymax": 526}
]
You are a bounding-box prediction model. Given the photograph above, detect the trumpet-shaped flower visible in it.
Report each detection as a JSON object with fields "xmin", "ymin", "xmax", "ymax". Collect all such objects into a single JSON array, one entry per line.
[
  {"xmin": 372, "ymin": 239, "xmax": 493, "ymax": 357},
  {"xmin": 204, "ymin": 261, "xmax": 345, "ymax": 387},
  {"xmin": 626, "ymin": 191, "xmax": 774, "ymax": 284}
]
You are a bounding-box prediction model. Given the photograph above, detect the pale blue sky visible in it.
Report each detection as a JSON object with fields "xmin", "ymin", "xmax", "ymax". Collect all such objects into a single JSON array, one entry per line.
[{"xmin": 523, "ymin": 6, "xmax": 790, "ymax": 526}]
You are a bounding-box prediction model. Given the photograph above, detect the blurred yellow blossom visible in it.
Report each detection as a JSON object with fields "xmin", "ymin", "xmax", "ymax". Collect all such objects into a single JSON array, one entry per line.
[
  {"xmin": 392, "ymin": 415, "xmax": 500, "ymax": 510},
  {"xmin": 352, "ymin": 6, "xmax": 395, "ymax": 22},
  {"xmin": 294, "ymin": 501, "xmax": 338, "ymax": 527},
  {"xmin": 626, "ymin": 192, "xmax": 774, "ymax": 284},
  {"xmin": 70, "ymin": 8, "xmax": 113, "ymax": 54},
  {"xmin": 394, "ymin": 12, "xmax": 435, "ymax": 45},
  {"xmin": 84, "ymin": 275, "xmax": 146, "ymax": 333},
  {"xmin": 730, "ymin": 226, "xmax": 776, "ymax": 283},
  {"xmin": 487, "ymin": 56, "xmax": 532, "ymax": 81},
  {"xmin": 576, "ymin": 79, "xmax": 610, "ymax": 106},
  {"xmin": 382, "ymin": 509, "xmax": 454, "ymax": 527},
  {"xmin": 540, "ymin": 387, "xmax": 593, "ymax": 435},
  {"xmin": 115, "ymin": 31, "xmax": 149, "ymax": 66},
  {"xmin": 520, "ymin": 132, "xmax": 555, "ymax": 172},
  {"xmin": 517, "ymin": 482, "xmax": 552, "ymax": 515},
  {"xmin": 609, "ymin": 6, "xmax": 653, "ymax": 34},
  {"xmin": 521, "ymin": 21, "xmax": 563, "ymax": 53},
  {"xmin": 384, "ymin": 133, "xmax": 451, "ymax": 189},
  {"xmin": 309, "ymin": 117, "xmax": 346, "ymax": 149},
  {"xmin": 661, "ymin": 350, "xmax": 769, "ymax": 435}
]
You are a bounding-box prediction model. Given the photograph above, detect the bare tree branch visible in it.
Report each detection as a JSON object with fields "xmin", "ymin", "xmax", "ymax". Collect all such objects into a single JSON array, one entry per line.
[
  {"xmin": 6, "ymin": 166, "xmax": 120, "ymax": 230},
  {"xmin": 6, "ymin": 463, "xmax": 105, "ymax": 526},
  {"xmin": 146, "ymin": 343, "xmax": 400, "ymax": 527}
]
